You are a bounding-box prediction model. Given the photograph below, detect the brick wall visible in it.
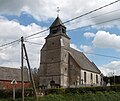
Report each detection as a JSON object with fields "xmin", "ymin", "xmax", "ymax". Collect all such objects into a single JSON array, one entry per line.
[{"xmin": 0, "ymin": 80, "xmax": 30, "ymax": 89}]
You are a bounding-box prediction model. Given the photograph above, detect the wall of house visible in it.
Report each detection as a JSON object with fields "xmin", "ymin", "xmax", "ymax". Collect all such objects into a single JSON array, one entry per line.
[
  {"xmin": 81, "ymin": 69, "xmax": 101, "ymax": 86},
  {"xmin": 69, "ymin": 55, "xmax": 80, "ymax": 87},
  {"xmin": 0, "ymin": 81, "xmax": 30, "ymax": 89}
]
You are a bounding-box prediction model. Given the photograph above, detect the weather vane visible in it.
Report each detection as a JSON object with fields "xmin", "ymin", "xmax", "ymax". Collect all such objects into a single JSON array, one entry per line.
[{"xmin": 57, "ymin": 7, "xmax": 60, "ymax": 17}]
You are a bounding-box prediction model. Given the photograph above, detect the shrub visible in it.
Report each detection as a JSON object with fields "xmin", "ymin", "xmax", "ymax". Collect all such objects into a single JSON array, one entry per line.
[
  {"xmin": 0, "ymin": 88, "xmax": 33, "ymax": 99},
  {"xmin": 45, "ymin": 88, "xmax": 65, "ymax": 95},
  {"xmin": 45, "ymin": 85, "xmax": 120, "ymax": 95}
]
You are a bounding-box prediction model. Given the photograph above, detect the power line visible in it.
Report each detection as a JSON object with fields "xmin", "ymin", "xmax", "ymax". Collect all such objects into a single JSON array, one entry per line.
[
  {"xmin": 24, "ymin": 0, "xmax": 120, "ymax": 39},
  {"xmin": 83, "ymin": 51, "xmax": 120, "ymax": 59},
  {"xmin": 0, "ymin": 39, "xmax": 20, "ymax": 48},
  {"xmin": 63, "ymin": 0, "xmax": 120, "ymax": 24},
  {"xmin": 25, "ymin": 34, "xmax": 48, "ymax": 40},
  {"xmin": 0, "ymin": 41, "xmax": 20, "ymax": 51},
  {"xmin": 26, "ymin": 8, "xmax": 120, "ymax": 41},
  {"xmin": 25, "ymin": 40, "xmax": 120, "ymax": 59},
  {"xmin": 69, "ymin": 8, "xmax": 120, "ymax": 25},
  {"xmin": 25, "ymin": 29, "xmax": 49, "ymax": 39},
  {"xmin": 67, "ymin": 17, "xmax": 120, "ymax": 32},
  {"xmin": 24, "ymin": 41, "xmax": 43, "ymax": 46},
  {"xmin": 1, "ymin": 16, "xmax": 119, "ymax": 49},
  {"xmin": 1, "ymin": 0, "xmax": 120, "ymax": 48}
]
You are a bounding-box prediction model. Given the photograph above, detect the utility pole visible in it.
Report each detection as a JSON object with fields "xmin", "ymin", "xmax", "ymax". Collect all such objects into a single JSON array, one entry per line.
[
  {"xmin": 113, "ymin": 72, "xmax": 115, "ymax": 85},
  {"xmin": 23, "ymin": 44, "xmax": 38, "ymax": 100},
  {"xmin": 21, "ymin": 37, "xmax": 24, "ymax": 101}
]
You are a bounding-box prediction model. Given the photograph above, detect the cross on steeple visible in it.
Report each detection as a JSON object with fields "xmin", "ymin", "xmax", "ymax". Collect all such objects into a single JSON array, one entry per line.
[{"xmin": 57, "ymin": 7, "xmax": 60, "ymax": 17}]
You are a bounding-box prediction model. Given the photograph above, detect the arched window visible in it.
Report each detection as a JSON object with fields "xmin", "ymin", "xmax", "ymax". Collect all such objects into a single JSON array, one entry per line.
[
  {"xmin": 91, "ymin": 73, "xmax": 93, "ymax": 80},
  {"xmin": 96, "ymin": 75, "xmax": 98, "ymax": 83},
  {"xmin": 84, "ymin": 72, "xmax": 86, "ymax": 83}
]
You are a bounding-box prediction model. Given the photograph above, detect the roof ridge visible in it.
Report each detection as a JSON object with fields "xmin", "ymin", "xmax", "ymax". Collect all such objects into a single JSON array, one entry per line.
[{"xmin": 50, "ymin": 17, "xmax": 65, "ymax": 28}]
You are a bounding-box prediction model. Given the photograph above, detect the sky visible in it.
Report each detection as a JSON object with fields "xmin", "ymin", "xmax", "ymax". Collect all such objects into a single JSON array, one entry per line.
[{"xmin": 0, "ymin": 0, "xmax": 120, "ymax": 76}]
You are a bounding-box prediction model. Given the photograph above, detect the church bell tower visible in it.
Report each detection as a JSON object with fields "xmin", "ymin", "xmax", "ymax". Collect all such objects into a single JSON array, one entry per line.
[{"xmin": 39, "ymin": 17, "xmax": 70, "ymax": 88}]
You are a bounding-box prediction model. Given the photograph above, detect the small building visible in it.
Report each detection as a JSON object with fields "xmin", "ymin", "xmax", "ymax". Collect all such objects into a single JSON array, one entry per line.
[
  {"xmin": 39, "ymin": 17, "xmax": 103, "ymax": 88},
  {"xmin": 0, "ymin": 66, "xmax": 30, "ymax": 89}
]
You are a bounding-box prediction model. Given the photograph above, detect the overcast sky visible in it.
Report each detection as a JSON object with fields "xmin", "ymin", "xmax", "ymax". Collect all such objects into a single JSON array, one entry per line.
[{"xmin": 0, "ymin": 0, "xmax": 120, "ymax": 76}]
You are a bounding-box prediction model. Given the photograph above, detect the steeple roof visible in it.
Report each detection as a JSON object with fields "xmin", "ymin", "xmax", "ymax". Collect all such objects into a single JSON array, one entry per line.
[
  {"xmin": 50, "ymin": 17, "xmax": 65, "ymax": 28},
  {"xmin": 46, "ymin": 16, "xmax": 70, "ymax": 39}
]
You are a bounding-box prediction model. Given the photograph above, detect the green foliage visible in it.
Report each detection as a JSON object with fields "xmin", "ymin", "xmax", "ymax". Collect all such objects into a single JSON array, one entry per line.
[
  {"xmin": 45, "ymin": 88, "xmax": 65, "ymax": 94},
  {"xmin": 1, "ymin": 85, "xmax": 120, "ymax": 100},
  {"xmin": 40, "ymin": 92, "xmax": 120, "ymax": 101},
  {"xmin": 45, "ymin": 85, "xmax": 120, "ymax": 95},
  {"xmin": 1, "ymin": 92, "xmax": 120, "ymax": 101},
  {"xmin": 0, "ymin": 88, "xmax": 33, "ymax": 99}
]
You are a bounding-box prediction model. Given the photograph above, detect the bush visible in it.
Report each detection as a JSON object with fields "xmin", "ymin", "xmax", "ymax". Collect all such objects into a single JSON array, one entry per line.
[
  {"xmin": 0, "ymin": 88, "xmax": 33, "ymax": 99},
  {"xmin": 45, "ymin": 85, "xmax": 120, "ymax": 95},
  {"xmin": 45, "ymin": 88, "xmax": 65, "ymax": 95}
]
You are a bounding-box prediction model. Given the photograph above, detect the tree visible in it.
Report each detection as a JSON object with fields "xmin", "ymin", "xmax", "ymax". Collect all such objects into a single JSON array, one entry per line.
[{"xmin": 32, "ymin": 68, "xmax": 39, "ymax": 89}]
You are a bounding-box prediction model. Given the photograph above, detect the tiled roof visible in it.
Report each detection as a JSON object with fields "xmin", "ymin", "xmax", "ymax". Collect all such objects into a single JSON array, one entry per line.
[
  {"xmin": 69, "ymin": 48, "xmax": 101, "ymax": 74},
  {"xmin": 0, "ymin": 66, "xmax": 30, "ymax": 82}
]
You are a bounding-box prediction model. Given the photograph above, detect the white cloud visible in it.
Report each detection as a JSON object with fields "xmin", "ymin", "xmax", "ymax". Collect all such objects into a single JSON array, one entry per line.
[
  {"xmin": 92, "ymin": 31, "xmax": 120, "ymax": 51},
  {"xmin": 0, "ymin": 0, "xmax": 120, "ymax": 28},
  {"xmin": 70, "ymin": 43, "xmax": 80, "ymax": 51},
  {"xmin": 99, "ymin": 61, "xmax": 120, "ymax": 76},
  {"xmin": 83, "ymin": 32, "xmax": 95, "ymax": 38},
  {"xmin": 80, "ymin": 45, "xmax": 93, "ymax": 53},
  {"xmin": 0, "ymin": 17, "xmax": 48, "ymax": 68}
]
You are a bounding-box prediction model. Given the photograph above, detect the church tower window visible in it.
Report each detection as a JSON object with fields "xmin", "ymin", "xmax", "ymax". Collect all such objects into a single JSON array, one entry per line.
[
  {"xmin": 52, "ymin": 28, "xmax": 58, "ymax": 34},
  {"xmin": 62, "ymin": 28, "xmax": 66, "ymax": 33}
]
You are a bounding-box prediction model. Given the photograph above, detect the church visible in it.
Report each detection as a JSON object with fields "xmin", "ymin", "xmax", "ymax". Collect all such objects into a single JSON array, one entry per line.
[{"xmin": 39, "ymin": 16, "xmax": 102, "ymax": 88}]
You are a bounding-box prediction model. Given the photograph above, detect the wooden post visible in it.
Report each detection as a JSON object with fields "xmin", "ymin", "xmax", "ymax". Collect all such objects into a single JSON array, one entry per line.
[
  {"xmin": 21, "ymin": 37, "xmax": 24, "ymax": 101},
  {"xmin": 13, "ymin": 84, "xmax": 15, "ymax": 100},
  {"xmin": 23, "ymin": 43, "xmax": 38, "ymax": 100},
  {"xmin": 68, "ymin": 53, "xmax": 70, "ymax": 88}
]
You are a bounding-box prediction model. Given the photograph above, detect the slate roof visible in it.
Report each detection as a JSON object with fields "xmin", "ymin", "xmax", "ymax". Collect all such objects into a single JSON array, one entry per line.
[
  {"xmin": 69, "ymin": 48, "xmax": 101, "ymax": 74},
  {"xmin": 0, "ymin": 66, "xmax": 30, "ymax": 82},
  {"xmin": 46, "ymin": 17, "xmax": 70, "ymax": 39},
  {"xmin": 50, "ymin": 17, "xmax": 65, "ymax": 28}
]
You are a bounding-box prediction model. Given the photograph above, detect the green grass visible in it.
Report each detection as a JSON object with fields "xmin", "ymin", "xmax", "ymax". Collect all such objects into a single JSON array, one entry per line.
[{"xmin": 1, "ymin": 91, "xmax": 120, "ymax": 101}]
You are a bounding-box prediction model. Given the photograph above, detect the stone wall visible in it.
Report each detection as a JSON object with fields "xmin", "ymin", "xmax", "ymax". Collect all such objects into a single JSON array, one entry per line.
[{"xmin": 81, "ymin": 69, "xmax": 101, "ymax": 86}]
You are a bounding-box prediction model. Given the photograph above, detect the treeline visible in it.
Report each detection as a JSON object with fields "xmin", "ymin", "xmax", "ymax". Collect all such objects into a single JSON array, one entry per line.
[{"xmin": 103, "ymin": 76, "xmax": 120, "ymax": 85}]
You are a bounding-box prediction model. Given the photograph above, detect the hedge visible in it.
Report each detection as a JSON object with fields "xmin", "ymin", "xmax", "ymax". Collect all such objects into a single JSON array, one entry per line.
[
  {"xmin": 45, "ymin": 85, "xmax": 120, "ymax": 95},
  {"xmin": 0, "ymin": 85, "xmax": 120, "ymax": 99},
  {"xmin": 0, "ymin": 88, "xmax": 33, "ymax": 99}
]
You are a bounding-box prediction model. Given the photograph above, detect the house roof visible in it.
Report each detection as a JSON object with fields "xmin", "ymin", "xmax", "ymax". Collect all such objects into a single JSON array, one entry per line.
[
  {"xmin": 0, "ymin": 66, "xmax": 30, "ymax": 82},
  {"xmin": 69, "ymin": 48, "xmax": 101, "ymax": 74}
]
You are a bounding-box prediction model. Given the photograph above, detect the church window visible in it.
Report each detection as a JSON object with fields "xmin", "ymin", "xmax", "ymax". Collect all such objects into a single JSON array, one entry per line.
[
  {"xmin": 52, "ymin": 42, "xmax": 54, "ymax": 45},
  {"xmin": 84, "ymin": 72, "xmax": 86, "ymax": 83},
  {"xmin": 51, "ymin": 58, "xmax": 53, "ymax": 61},
  {"xmin": 74, "ymin": 82, "xmax": 76, "ymax": 85},
  {"xmin": 91, "ymin": 73, "xmax": 93, "ymax": 80},
  {"xmin": 65, "ymin": 54, "xmax": 66, "ymax": 57},
  {"xmin": 52, "ymin": 28, "xmax": 58, "ymax": 34},
  {"xmin": 62, "ymin": 28, "xmax": 66, "ymax": 33},
  {"xmin": 96, "ymin": 75, "xmax": 98, "ymax": 83},
  {"xmin": 65, "ymin": 68, "xmax": 67, "ymax": 72}
]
